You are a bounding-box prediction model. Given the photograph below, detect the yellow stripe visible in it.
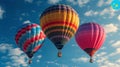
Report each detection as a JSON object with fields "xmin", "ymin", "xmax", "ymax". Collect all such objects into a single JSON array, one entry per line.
[{"xmin": 40, "ymin": 10, "xmax": 79, "ymax": 28}]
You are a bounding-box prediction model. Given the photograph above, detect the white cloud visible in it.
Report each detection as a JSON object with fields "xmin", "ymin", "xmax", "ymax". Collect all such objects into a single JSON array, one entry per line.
[
  {"xmin": 116, "ymin": 59, "xmax": 120, "ymax": 63},
  {"xmin": 94, "ymin": 44, "xmax": 120, "ymax": 67},
  {"xmin": 8, "ymin": 48, "xmax": 23, "ymax": 56},
  {"xmin": 96, "ymin": 52, "xmax": 107, "ymax": 57},
  {"xmin": 84, "ymin": 10, "xmax": 98, "ymax": 16},
  {"xmin": 25, "ymin": 0, "xmax": 33, "ymax": 3},
  {"xmin": 100, "ymin": 7, "xmax": 116, "ymax": 18},
  {"xmin": 117, "ymin": 15, "xmax": 120, "ymax": 21},
  {"xmin": 10, "ymin": 55, "xmax": 28, "ymax": 67},
  {"xmin": 0, "ymin": 43, "xmax": 28, "ymax": 67},
  {"xmin": 104, "ymin": 23, "xmax": 118, "ymax": 34},
  {"xmin": 97, "ymin": 0, "xmax": 112, "ymax": 7},
  {"xmin": 48, "ymin": 0, "xmax": 61, "ymax": 4},
  {"xmin": 67, "ymin": 0, "xmax": 90, "ymax": 7},
  {"xmin": 84, "ymin": 7, "xmax": 116, "ymax": 18},
  {"xmin": 108, "ymin": 48, "xmax": 120, "ymax": 57},
  {"xmin": 96, "ymin": 56, "xmax": 108, "ymax": 63},
  {"xmin": 112, "ymin": 41, "xmax": 120, "ymax": 48},
  {"xmin": 46, "ymin": 60, "xmax": 68, "ymax": 67},
  {"xmin": 100, "ymin": 47, "xmax": 106, "ymax": 50},
  {"xmin": 72, "ymin": 57, "xmax": 89, "ymax": 63},
  {"xmin": 47, "ymin": 61, "xmax": 60, "ymax": 66},
  {"xmin": 94, "ymin": 51, "xmax": 120, "ymax": 67},
  {"xmin": 23, "ymin": 20, "xmax": 31, "ymax": 24},
  {"xmin": 36, "ymin": 55, "xmax": 42, "ymax": 62},
  {"xmin": 0, "ymin": 43, "xmax": 12, "ymax": 53},
  {"xmin": 37, "ymin": 55, "xmax": 42, "ymax": 59},
  {"xmin": 77, "ymin": 0, "xmax": 90, "ymax": 7},
  {"xmin": 97, "ymin": 0, "xmax": 104, "ymax": 7},
  {"xmin": 98, "ymin": 60, "xmax": 120, "ymax": 67},
  {"xmin": 0, "ymin": 6, "xmax": 5, "ymax": 19}
]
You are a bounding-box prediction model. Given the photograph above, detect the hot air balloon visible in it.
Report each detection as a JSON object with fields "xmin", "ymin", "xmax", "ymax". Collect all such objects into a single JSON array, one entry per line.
[
  {"xmin": 75, "ymin": 22, "xmax": 106, "ymax": 63},
  {"xmin": 15, "ymin": 23, "xmax": 46, "ymax": 64},
  {"xmin": 40, "ymin": 4, "xmax": 80, "ymax": 57}
]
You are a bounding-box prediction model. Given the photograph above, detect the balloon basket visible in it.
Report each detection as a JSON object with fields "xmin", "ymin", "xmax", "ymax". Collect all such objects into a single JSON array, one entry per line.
[
  {"xmin": 58, "ymin": 51, "xmax": 62, "ymax": 57},
  {"xmin": 89, "ymin": 57, "xmax": 93, "ymax": 63}
]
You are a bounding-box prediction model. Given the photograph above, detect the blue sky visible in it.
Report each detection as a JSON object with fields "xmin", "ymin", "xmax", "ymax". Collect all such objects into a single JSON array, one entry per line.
[{"xmin": 0, "ymin": 0, "xmax": 120, "ymax": 67}]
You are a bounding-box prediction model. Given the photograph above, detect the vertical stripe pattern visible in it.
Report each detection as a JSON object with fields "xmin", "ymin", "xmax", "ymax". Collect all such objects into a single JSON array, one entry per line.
[{"xmin": 75, "ymin": 22, "xmax": 106, "ymax": 57}]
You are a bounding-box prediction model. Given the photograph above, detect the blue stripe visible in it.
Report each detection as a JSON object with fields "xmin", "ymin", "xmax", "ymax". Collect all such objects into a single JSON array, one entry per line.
[
  {"xmin": 18, "ymin": 26, "xmax": 40, "ymax": 50},
  {"xmin": 32, "ymin": 27, "xmax": 41, "ymax": 51},
  {"xmin": 26, "ymin": 38, "xmax": 44, "ymax": 52},
  {"xmin": 26, "ymin": 27, "xmax": 44, "ymax": 52}
]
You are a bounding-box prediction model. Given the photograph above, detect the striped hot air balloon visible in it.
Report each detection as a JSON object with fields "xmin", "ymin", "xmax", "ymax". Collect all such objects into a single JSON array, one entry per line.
[
  {"xmin": 15, "ymin": 23, "xmax": 46, "ymax": 64},
  {"xmin": 40, "ymin": 4, "xmax": 80, "ymax": 57},
  {"xmin": 75, "ymin": 22, "xmax": 106, "ymax": 63}
]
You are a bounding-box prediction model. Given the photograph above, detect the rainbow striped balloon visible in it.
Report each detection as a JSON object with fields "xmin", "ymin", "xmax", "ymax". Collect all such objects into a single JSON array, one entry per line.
[
  {"xmin": 40, "ymin": 4, "xmax": 80, "ymax": 57},
  {"xmin": 15, "ymin": 23, "xmax": 46, "ymax": 58}
]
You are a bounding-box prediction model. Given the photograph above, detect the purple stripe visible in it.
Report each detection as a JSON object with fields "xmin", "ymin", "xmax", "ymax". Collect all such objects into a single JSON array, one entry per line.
[{"xmin": 50, "ymin": 35, "xmax": 70, "ymax": 41}]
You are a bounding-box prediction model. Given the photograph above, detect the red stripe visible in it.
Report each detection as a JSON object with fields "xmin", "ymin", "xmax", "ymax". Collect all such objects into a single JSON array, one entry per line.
[
  {"xmin": 33, "ymin": 45, "xmax": 42, "ymax": 52},
  {"xmin": 23, "ymin": 31, "xmax": 46, "ymax": 52},
  {"xmin": 42, "ymin": 21, "xmax": 78, "ymax": 31},
  {"xmin": 15, "ymin": 24, "xmax": 38, "ymax": 44}
]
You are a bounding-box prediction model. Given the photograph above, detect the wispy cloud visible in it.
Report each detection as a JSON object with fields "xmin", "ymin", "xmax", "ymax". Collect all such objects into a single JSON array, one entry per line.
[
  {"xmin": 67, "ymin": 0, "xmax": 90, "ymax": 7},
  {"xmin": 96, "ymin": 42, "xmax": 120, "ymax": 67},
  {"xmin": 97, "ymin": 0, "xmax": 112, "ymax": 7},
  {"xmin": 72, "ymin": 57, "xmax": 89, "ymax": 63},
  {"xmin": 48, "ymin": 0, "xmax": 61, "ymax": 4},
  {"xmin": 117, "ymin": 15, "xmax": 120, "ymax": 21},
  {"xmin": 23, "ymin": 20, "xmax": 31, "ymax": 24},
  {"xmin": 0, "ymin": 43, "xmax": 12, "ymax": 53},
  {"xmin": 71, "ymin": 41, "xmax": 120, "ymax": 67},
  {"xmin": 46, "ymin": 60, "xmax": 68, "ymax": 67},
  {"xmin": 100, "ymin": 7, "xmax": 116, "ymax": 18},
  {"xmin": 98, "ymin": 60, "xmax": 120, "ymax": 67},
  {"xmin": 8, "ymin": 48, "xmax": 23, "ymax": 56},
  {"xmin": 96, "ymin": 51, "xmax": 120, "ymax": 67},
  {"xmin": 112, "ymin": 41, "xmax": 120, "ymax": 48},
  {"xmin": 0, "ymin": 43, "xmax": 28, "ymax": 67},
  {"xmin": 84, "ymin": 10, "xmax": 98, "ymax": 16},
  {"xmin": 104, "ymin": 23, "xmax": 118, "ymax": 34},
  {"xmin": 77, "ymin": 0, "xmax": 90, "ymax": 7},
  {"xmin": 36, "ymin": 55, "xmax": 42, "ymax": 62},
  {"xmin": 84, "ymin": 7, "xmax": 116, "ymax": 18},
  {"xmin": 0, "ymin": 6, "xmax": 5, "ymax": 19},
  {"xmin": 25, "ymin": 0, "xmax": 33, "ymax": 3}
]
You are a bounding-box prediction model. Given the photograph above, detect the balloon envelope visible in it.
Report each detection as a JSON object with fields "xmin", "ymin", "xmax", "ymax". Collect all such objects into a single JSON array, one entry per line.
[
  {"xmin": 40, "ymin": 4, "xmax": 80, "ymax": 50},
  {"xmin": 75, "ymin": 23, "xmax": 106, "ymax": 57},
  {"xmin": 15, "ymin": 23, "xmax": 46, "ymax": 58}
]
